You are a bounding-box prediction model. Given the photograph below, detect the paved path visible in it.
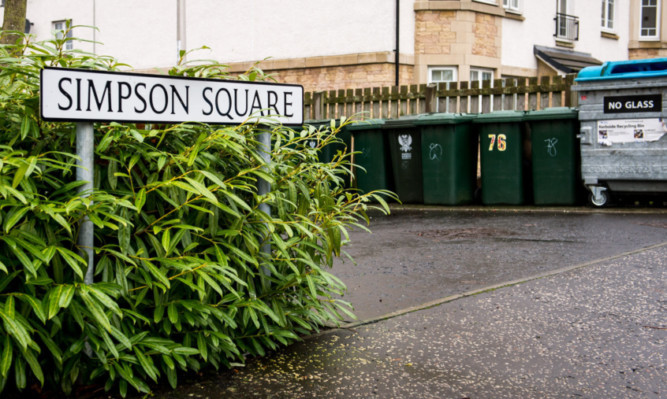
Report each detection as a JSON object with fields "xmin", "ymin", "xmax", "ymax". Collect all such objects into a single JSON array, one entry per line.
[{"xmin": 150, "ymin": 209, "xmax": 666, "ymax": 398}]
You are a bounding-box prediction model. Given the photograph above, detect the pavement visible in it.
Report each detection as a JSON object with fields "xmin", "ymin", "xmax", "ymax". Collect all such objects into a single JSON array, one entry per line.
[{"xmin": 148, "ymin": 206, "xmax": 666, "ymax": 399}]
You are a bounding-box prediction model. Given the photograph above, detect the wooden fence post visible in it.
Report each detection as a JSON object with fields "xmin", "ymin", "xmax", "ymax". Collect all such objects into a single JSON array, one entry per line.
[
  {"xmin": 313, "ymin": 91, "xmax": 324, "ymax": 120},
  {"xmin": 424, "ymin": 83, "xmax": 437, "ymax": 113}
]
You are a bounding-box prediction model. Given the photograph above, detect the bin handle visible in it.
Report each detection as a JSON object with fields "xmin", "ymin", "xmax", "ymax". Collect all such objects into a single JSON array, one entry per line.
[{"xmin": 578, "ymin": 126, "xmax": 593, "ymax": 145}]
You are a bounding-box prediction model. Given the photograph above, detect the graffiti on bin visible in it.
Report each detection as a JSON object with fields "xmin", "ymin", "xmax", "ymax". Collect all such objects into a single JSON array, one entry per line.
[
  {"xmin": 545, "ymin": 137, "xmax": 558, "ymax": 157},
  {"xmin": 428, "ymin": 143, "xmax": 443, "ymax": 161}
]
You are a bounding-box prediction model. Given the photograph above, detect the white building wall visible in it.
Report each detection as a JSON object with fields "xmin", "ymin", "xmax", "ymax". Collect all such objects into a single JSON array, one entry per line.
[
  {"xmin": 502, "ymin": 0, "xmax": 629, "ymax": 74},
  {"xmin": 18, "ymin": 0, "xmax": 412, "ymax": 70},
  {"xmin": 186, "ymin": 0, "xmax": 410, "ymax": 63},
  {"xmin": 574, "ymin": 0, "xmax": 630, "ymax": 61},
  {"xmin": 24, "ymin": 0, "xmax": 176, "ymax": 70}
]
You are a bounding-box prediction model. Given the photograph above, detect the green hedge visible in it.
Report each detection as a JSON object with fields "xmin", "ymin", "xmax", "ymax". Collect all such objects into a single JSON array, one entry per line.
[{"xmin": 0, "ymin": 29, "xmax": 392, "ymax": 397}]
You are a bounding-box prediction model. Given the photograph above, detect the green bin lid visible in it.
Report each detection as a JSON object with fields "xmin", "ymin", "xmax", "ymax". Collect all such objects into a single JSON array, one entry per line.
[
  {"xmin": 523, "ymin": 107, "xmax": 578, "ymax": 121},
  {"xmin": 347, "ymin": 119, "xmax": 386, "ymax": 131},
  {"xmin": 304, "ymin": 119, "xmax": 333, "ymax": 126},
  {"xmin": 382, "ymin": 115, "xmax": 421, "ymax": 129},
  {"xmin": 416, "ymin": 113, "xmax": 475, "ymax": 126},
  {"xmin": 473, "ymin": 110, "xmax": 525, "ymax": 123}
]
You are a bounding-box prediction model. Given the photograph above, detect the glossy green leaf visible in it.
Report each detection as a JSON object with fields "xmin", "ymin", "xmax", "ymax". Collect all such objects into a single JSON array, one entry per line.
[{"xmin": 0, "ymin": 336, "xmax": 12, "ymax": 377}]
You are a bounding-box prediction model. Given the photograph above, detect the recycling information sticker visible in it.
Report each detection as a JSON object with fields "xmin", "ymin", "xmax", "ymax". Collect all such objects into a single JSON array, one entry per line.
[{"xmin": 597, "ymin": 118, "xmax": 667, "ymax": 144}]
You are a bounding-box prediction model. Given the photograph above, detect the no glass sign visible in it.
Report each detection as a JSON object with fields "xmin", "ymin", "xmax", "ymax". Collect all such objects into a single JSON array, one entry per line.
[{"xmin": 41, "ymin": 67, "xmax": 304, "ymax": 125}]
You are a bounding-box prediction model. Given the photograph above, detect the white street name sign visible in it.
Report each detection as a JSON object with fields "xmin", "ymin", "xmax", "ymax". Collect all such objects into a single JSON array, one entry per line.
[{"xmin": 41, "ymin": 67, "xmax": 304, "ymax": 125}]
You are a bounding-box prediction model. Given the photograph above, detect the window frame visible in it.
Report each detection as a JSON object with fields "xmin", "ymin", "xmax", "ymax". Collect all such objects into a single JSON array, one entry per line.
[
  {"xmin": 601, "ymin": 0, "xmax": 615, "ymax": 32},
  {"xmin": 470, "ymin": 68, "xmax": 494, "ymax": 84},
  {"xmin": 639, "ymin": 0, "xmax": 660, "ymax": 40},
  {"xmin": 503, "ymin": 0, "xmax": 521, "ymax": 13},
  {"xmin": 428, "ymin": 66, "xmax": 458, "ymax": 85},
  {"xmin": 52, "ymin": 19, "xmax": 74, "ymax": 50}
]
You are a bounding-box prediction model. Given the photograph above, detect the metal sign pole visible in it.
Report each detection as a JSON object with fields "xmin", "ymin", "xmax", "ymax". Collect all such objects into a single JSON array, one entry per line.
[
  {"xmin": 76, "ymin": 122, "xmax": 95, "ymax": 285},
  {"xmin": 257, "ymin": 130, "xmax": 271, "ymax": 286}
]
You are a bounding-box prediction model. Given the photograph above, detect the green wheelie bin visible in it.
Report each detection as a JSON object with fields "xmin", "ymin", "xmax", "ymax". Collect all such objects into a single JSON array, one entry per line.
[
  {"xmin": 474, "ymin": 111, "xmax": 526, "ymax": 205},
  {"xmin": 524, "ymin": 108, "xmax": 580, "ymax": 205},
  {"xmin": 303, "ymin": 119, "xmax": 351, "ymax": 163},
  {"xmin": 383, "ymin": 115, "xmax": 423, "ymax": 203},
  {"xmin": 416, "ymin": 113, "xmax": 477, "ymax": 205},
  {"xmin": 347, "ymin": 119, "xmax": 391, "ymax": 195}
]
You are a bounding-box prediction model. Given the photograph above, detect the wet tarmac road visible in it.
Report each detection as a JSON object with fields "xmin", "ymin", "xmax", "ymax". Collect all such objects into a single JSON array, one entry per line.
[
  {"xmin": 333, "ymin": 206, "xmax": 667, "ymax": 321},
  {"xmin": 141, "ymin": 206, "xmax": 666, "ymax": 398}
]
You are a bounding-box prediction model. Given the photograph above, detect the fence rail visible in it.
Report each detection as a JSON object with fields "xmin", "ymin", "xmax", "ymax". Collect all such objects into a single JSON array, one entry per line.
[{"xmin": 304, "ymin": 74, "xmax": 578, "ymax": 120}]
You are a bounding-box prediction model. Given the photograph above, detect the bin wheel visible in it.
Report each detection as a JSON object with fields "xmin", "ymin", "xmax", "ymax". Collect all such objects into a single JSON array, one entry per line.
[{"xmin": 588, "ymin": 188, "xmax": 609, "ymax": 207}]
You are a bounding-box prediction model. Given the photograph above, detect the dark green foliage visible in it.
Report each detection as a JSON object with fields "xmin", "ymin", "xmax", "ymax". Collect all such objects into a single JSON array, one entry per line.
[{"xmin": 0, "ymin": 30, "xmax": 392, "ymax": 396}]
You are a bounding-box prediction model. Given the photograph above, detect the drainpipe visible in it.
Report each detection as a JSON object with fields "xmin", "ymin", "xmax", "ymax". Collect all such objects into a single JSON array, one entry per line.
[
  {"xmin": 92, "ymin": 0, "xmax": 96, "ymax": 54},
  {"xmin": 395, "ymin": 0, "xmax": 400, "ymax": 86},
  {"xmin": 176, "ymin": 0, "xmax": 186, "ymax": 63}
]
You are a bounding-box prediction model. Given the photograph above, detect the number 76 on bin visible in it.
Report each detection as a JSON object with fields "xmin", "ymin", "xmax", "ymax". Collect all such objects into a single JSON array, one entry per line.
[{"xmin": 488, "ymin": 134, "xmax": 507, "ymax": 151}]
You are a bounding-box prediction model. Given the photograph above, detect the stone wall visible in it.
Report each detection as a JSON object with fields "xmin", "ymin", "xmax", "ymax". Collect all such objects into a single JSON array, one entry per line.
[
  {"xmin": 269, "ymin": 63, "xmax": 414, "ymax": 93},
  {"xmin": 413, "ymin": 8, "xmax": 502, "ymax": 83},
  {"xmin": 221, "ymin": 52, "xmax": 414, "ymax": 93},
  {"xmin": 415, "ymin": 11, "xmax": 457, "ymax": 56},
  {"xmin": 473, "ymin": 13, "xmax": 499, "ymax": 58},
  {"xmin": 629, "ymin": 48, "xmax": 667, "ymax": 59}
]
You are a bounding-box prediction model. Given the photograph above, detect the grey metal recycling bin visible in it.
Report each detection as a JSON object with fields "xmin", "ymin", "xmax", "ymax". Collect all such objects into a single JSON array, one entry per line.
[{"xmin": 574, "ymin": 58, "xmax": 667, "ymax": 207}]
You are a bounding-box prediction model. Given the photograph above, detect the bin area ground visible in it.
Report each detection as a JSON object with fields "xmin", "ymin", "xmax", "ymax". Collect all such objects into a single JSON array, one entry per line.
[
  {"xmin": 331, "ymin": 206, "xmax": 667, "ymax": 321},
  {"xmin": 135, "ymin": 206, "xmax": 667, "ymax": 399}
]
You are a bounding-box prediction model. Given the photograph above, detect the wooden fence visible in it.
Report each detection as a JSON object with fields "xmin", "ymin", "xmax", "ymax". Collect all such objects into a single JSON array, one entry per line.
[{"xmin": 304, "ymin": 74, "xmax": 578, "ymax": 121}]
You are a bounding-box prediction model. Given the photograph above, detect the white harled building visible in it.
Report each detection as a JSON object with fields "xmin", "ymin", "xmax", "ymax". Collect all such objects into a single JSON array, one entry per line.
[{"xmin": 2, "ymin": 0, "xmax": 666, "ymax": 91}]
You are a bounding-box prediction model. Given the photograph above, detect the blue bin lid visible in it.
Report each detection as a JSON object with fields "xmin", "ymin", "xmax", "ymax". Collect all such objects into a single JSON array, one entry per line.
[{"xmin": 575, "ymin": 58, "xmax": 667, "ymax": 82}]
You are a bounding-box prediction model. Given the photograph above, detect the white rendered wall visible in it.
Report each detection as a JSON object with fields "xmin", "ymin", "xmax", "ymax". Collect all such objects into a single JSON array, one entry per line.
[
  {"xmin": 20, "ymin": 0, "xmax": 413, "ymax": 70},
  {"xmin": 185, "ymin": 0, "xmax": 412, "ymax": 63},
  {"xmin": 24, "ymin": 0, "xmax": 176, "ymax": 70},
  {"xmin": 574, "ymin": 0, "xmax": 629, "ymax": 61},
  {"xmin": 502, "ymin": 0, "xmax": 629, "ymax": 74}
]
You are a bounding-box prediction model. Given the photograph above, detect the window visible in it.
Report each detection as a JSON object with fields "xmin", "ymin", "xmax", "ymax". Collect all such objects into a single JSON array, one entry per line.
[
  {"xmin": 503, "ymin": 0, "xmax": 520, "ymax": 12},
  {"xmin": 428, "ymin": 67, "xmax": 457, "ymax": 84},
  {"xmin": 470, "ymin": 68, "xmax": 494, "ymax": 84},
  {"xmin": 601, "ymin": 0, "xmax": 614, "ymax": 31},
  {"xmin": 640, "ymin": 0, "xmax": 659, "ymax": 39},
  {"xmin": 53, "ymin": 20, "xmax": 73, "ymax": 50},
  {"xmin": 555, "ymin": 0, "xmax": 579, "ymax": 41}
]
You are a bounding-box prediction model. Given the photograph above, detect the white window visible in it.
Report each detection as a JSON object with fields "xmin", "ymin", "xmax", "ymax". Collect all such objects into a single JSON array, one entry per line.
[
  {"xmin": 428, "ymin": 67, "xmax": 457, "ymax": 84},
  {"xmin": 503, "ymin": 0, "xmax": 520, "ymax": 12},
  {"xmin": 470, "ymin": 68, "xmax": 494, "ymax": 84},
  {"xmin": 53, "ymin": 20, "xmax": 73, "ymax": 50},
  {"xmin": 640, "ymin": 0, "xmax": 659, "ymax": 39},
  {"xmin": 473, "ymin": 0, "xmax": 498, "ymax": 5},
  {"xmin": 601, "ymin": 0, "xmax": 614, "ymax": 31}
]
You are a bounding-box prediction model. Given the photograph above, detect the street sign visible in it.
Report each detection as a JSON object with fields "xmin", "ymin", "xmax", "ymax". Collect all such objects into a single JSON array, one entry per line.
[
  {"xmin": 41, "ymin": 67, "xmax": 304, "ymax": 125},
  {"xmin": 40, "ymin": 67, "xmax": 298, "ymax": 286}
]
